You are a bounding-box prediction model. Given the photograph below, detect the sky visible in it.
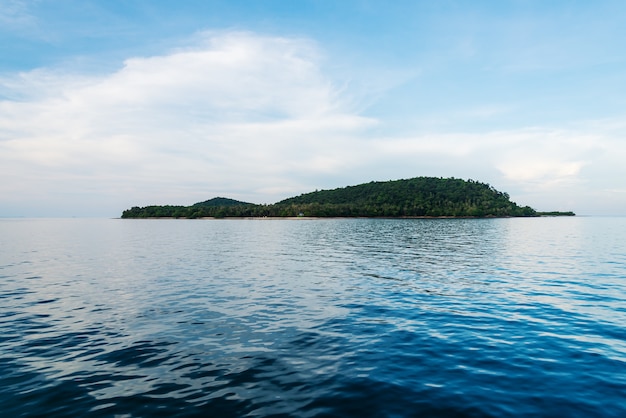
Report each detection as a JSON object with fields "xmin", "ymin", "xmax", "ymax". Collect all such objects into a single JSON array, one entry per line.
[{"xmin": 1, "ymin": 0, "xmax": 626, "ymax": 217}]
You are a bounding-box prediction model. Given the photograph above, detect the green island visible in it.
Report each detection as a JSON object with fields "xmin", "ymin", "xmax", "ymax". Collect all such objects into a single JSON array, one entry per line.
[{"xmin": 121, "ymin": 177, "xmax": 575, "ymax": 219}]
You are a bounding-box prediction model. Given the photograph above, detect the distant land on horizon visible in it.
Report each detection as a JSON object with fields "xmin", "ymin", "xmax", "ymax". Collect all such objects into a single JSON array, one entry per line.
[{"xmin": 121, "ymin": 177, "xmax": 575, "ymax": 219}]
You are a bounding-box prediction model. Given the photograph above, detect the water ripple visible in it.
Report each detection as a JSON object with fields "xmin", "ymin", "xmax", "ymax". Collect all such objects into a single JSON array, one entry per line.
[{"xmin": 0, "ymin": 218, "xmax": 625, "ymax": 417}]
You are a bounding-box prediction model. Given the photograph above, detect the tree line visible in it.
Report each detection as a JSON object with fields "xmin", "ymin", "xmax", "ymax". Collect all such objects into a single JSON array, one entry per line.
[{"xmin": 121, "ymin": 177, "xmax": 543, "ymax": 218}]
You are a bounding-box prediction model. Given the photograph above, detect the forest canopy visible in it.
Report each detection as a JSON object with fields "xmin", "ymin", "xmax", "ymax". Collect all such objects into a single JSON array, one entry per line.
[{"xmin": 121, "ymin": 177, "xmax": 571, "ymax": 219}]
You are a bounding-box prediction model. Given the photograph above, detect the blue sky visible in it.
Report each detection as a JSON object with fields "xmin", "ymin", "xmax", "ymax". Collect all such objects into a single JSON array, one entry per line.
[{"xmin": 1, "ymin": 0, "xmax": 626, "ymax": 216}]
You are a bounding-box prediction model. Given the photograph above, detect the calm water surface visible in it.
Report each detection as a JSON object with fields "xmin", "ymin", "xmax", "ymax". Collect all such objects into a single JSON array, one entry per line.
[{"xmin": 1, "ymin": 217, "xmax": 625, "ymax": 417}]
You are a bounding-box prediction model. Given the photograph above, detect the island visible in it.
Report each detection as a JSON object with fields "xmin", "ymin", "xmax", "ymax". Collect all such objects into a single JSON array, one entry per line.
[{"xmin": 121, "ymin": 177, "xmax": 575, "ymax": 219}]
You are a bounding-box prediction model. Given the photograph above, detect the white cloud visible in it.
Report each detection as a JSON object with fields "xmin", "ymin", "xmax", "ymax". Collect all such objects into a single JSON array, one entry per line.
[
  {"xmin": 499, "ymin": 159, "xmax": 585, "ymax": 183},
  {"xmin": 0, "ymin": 0, "xmax": 35, "ymax": 31},
  {"xmin": 0, "ymin": 31, "xmax": 377, "ymax": 213},
  {"xmin": 492, "ymin": 129, "xmax": 597, "ymax": 183},
  {"xmin": 363, "ymin": 125, "xmax": 625, "ymax": 214},
  {"xmin": 1, "ymin": 30, "xmax": 625, "ymax": 216},
  {"xmin": 371, "ymin": 128, "xmax": 597, "ymax": 184}
]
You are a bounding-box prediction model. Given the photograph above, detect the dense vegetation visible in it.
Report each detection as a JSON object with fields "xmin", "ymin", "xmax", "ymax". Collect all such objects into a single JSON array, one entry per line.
[
  {"xmin": 536, "ymin": 211, "xmax": 576, "ymax": 216},
  {"xmin": 192, "ymin": 197, "xmax": 253, "ymax": 207},
  {"xmin": 121, "ymin": 177, "xmax": 544, "ymax": 218}
]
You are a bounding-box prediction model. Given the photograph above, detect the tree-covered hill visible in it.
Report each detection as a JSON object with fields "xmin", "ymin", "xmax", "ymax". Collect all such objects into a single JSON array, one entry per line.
[
  {"xmin": 274, "ymin": 177, "xmax": 536, "ymax": 217},
  {"xmin": 121, "ymin": 177, "xmax": 542, "ymax": 218},
  {"xmin": 192, "ymin": 197, "xmax": 252, "ymax": 207}
]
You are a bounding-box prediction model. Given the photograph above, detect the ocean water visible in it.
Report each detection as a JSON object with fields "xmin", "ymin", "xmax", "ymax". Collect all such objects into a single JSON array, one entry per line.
[{"xmin": 1, "ymin": 217, "xmax": 625, "ymax": 417}]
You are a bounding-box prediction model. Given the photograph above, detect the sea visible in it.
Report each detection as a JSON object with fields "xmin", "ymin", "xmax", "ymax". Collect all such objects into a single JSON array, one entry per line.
[{"xmin": 1, "ymin": 217, "xmax": 625, "ymax": 417}]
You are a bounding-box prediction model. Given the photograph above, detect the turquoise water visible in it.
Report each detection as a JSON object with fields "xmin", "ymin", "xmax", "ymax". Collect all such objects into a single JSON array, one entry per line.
[{"xmin": 1, "ymin": 217, "xmax": 625, "ymax": 417}]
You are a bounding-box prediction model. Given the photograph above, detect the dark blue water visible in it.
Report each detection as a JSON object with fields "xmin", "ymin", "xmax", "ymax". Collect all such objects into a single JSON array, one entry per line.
[{"xmin": 1, "ymin": 217, "xmax": 625, "ymax": 417}]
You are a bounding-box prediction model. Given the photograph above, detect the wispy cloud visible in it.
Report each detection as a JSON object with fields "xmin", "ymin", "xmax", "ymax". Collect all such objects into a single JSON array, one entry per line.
[
  {"xmin": 0, "ymin": 31, "xmax": 376, "ymax": 213},
  {"xmin": 370, "ymin": 128, "xmax": 599, "ymax": 184},
  {"xmin": 0, "ymin": 0, "xmax": 35, "ymax": 30},
  {"xmin": 1, "ymin": 29, "xmax": 624, "ymax": 216}
]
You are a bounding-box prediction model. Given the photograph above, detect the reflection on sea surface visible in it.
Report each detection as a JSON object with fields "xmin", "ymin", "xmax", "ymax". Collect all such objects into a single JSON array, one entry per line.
[{"xmin": 0, "ymin": 217, "xmax": 625, "ymax": 417}]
